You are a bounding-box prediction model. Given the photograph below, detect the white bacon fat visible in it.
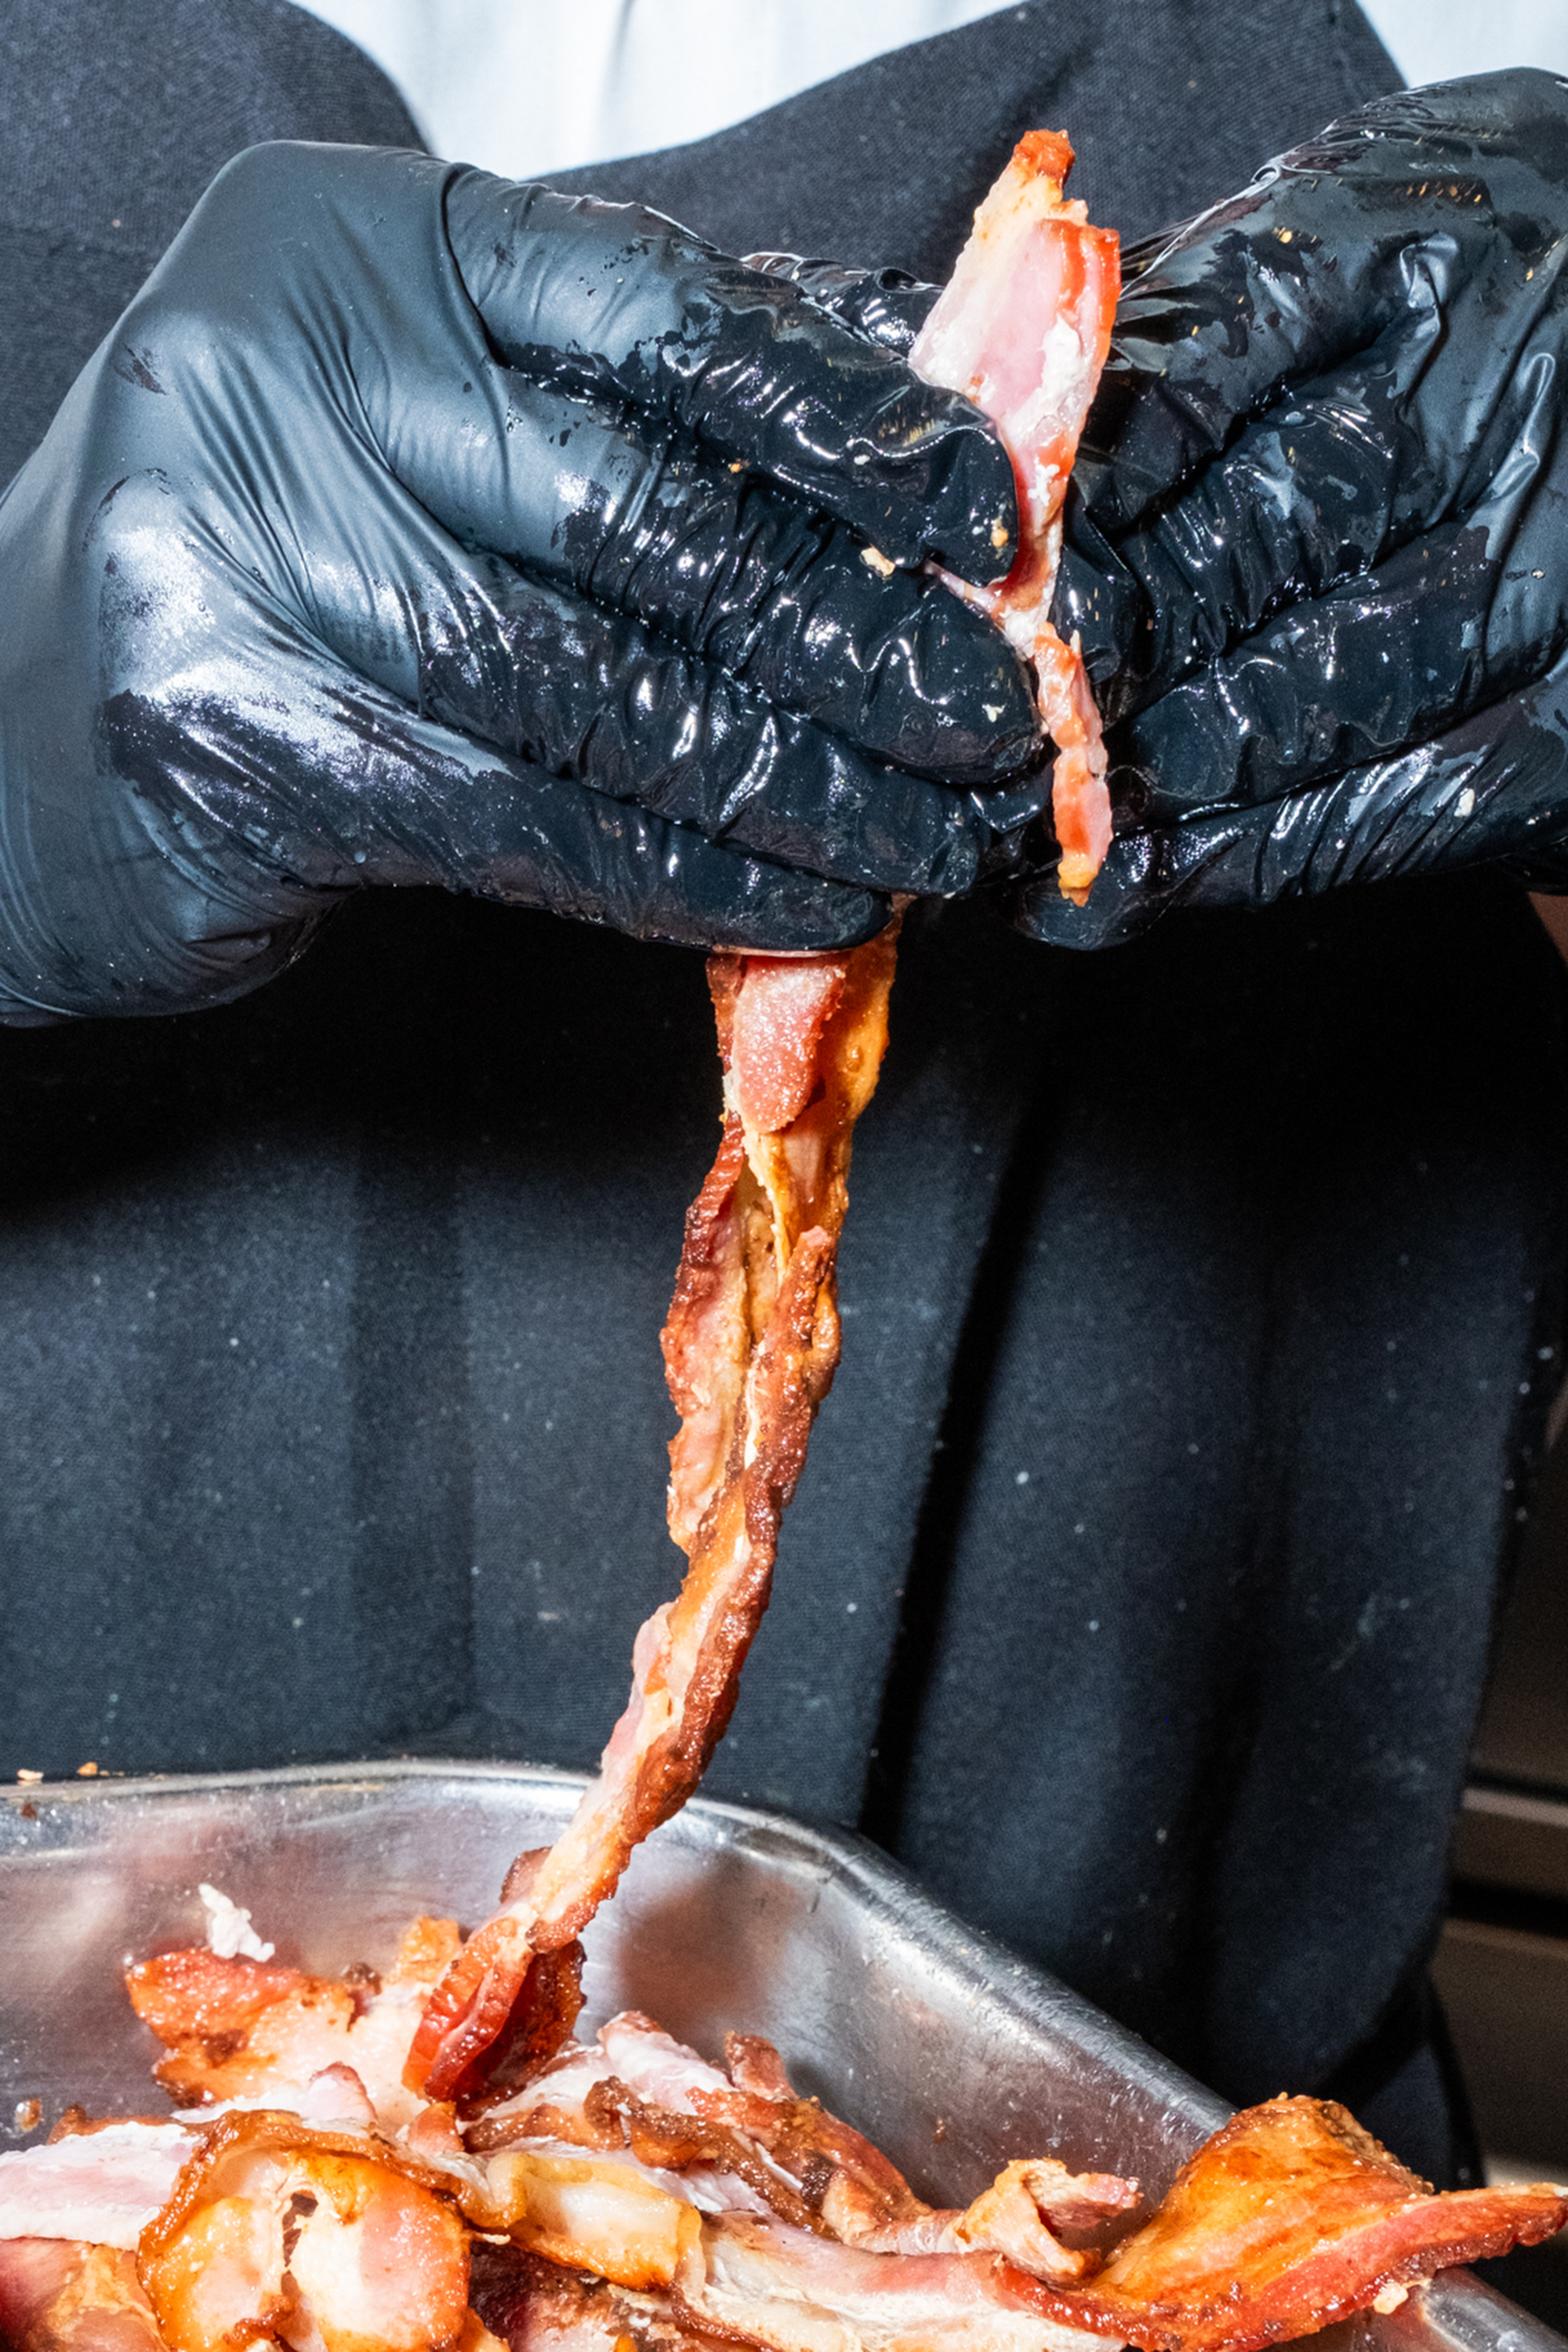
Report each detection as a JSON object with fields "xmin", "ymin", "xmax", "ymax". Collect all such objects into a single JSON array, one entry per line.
[{"xmin": 0, "ymin": 2123, "xmax": 194, "ymax": 2251}]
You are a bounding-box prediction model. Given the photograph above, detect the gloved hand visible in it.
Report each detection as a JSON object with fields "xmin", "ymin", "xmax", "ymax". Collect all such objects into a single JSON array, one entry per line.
[
  {"xmin": 1016, "ymin": 68, "xmax": 1568, "ymax": 946},
  {"xmin": 0, "ymin": 142, "xmax": 1040, "ymax": 1022}
]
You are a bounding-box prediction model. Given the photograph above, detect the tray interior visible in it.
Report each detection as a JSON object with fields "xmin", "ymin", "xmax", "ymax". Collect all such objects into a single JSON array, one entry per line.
[{"xmin": 0, "ymin": 1762, "xmax": 1556, "ymax": 2352}]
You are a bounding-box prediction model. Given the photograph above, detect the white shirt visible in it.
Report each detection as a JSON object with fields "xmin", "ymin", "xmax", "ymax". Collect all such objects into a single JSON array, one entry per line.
[
  {"xmin": 294, "ymin": 0, "xmax": 1029, "ymax": 182},
  {"xmin": 296, "ymin": 0, "xmax": 1568, "ymax": 185}
]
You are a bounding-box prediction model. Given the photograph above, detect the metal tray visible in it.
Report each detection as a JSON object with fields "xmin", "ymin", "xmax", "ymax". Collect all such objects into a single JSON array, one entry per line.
[{"xmin": 0, "ymin": 1760, "xmax": 1557, "ymax": 2352}]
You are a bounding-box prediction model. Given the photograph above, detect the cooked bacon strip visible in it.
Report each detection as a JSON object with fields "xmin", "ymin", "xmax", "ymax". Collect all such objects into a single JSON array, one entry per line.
[
  {"xmin": 599, "ymin": 2015, "xmax": 1132, "ymax": 2287},
  {"xmin": 0, "ymin": 2238, "xmax": 168, "ymax": 2352},
  {"xmin": 910, "ymin": 130, "xmax": 1120, "ymax": 906},
  {"xmin": 136, "ymin": 2110, "xmax": 470, "ymax": 2352},
  {"xmin": 676, "ymin": 2211, "xmax": 1110, "ymax": 2352},
  {"xmin": 0, "ymin": 2123, "xmax": 194, "ymax": 2251},
  {"xmin": 408, "ymin": 928, "xmax": 901, "ymax": 2108},
  {"xmin": 125, "ymin": 1916, "xmax": 461, "ymax": 2132},
  {"xmin": 1039, "ymin": 2096, "xmax": 1568, "ymax": 2352},
  {"xmin": 470, "ymin": 2241, "xmax": 724, "ymax": 2352}
]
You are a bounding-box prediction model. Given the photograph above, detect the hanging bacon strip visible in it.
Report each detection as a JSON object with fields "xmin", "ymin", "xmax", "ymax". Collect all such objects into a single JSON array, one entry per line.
[
  {"xmin": 407, "ymin": 927, "xmax": 902, "ymax": 2107},
  {"xmin": 411, "ymin": 122, "xmax": 1122, "ymax": 2113},
  {"xmin": 910, "ymin": 130, "xmax": 1120, "ymax": 905}
]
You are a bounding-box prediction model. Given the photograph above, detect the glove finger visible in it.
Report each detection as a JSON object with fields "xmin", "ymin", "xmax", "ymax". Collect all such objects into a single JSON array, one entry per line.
[
  {"xmin": 142, "ymin": 147, "xmax": 1029, "ymax": 760},
  {"xmin": 1082, "ymin": 368, "xmax": 1421, "ymax": 717},
  {"xmin": 444, "ymin": 167, "xmax": 1018, "ymax": 583},
  {"xmin": 383, "ymin": 367, "xmax": 1040, "ymax": 786},
  {"xmin": 273, "ymin": 447, "xmax": 1044, "ymax": 895},
  {"xmin": 1115, "ymin": 454, "xmax": 1568, "ymax": 820},
  {"xmin": 742, "ymin": 254, "xmax": 940, "ymax": 357},
  {"xmin": 372, "ymin": 544, "xmax": 1047, "ymax": 894},
  {"xmin": 1080, "ymin": 68, "xmax": 1568, "ymax": 532},
  {"xmin": 103, "ymin": 647, "xmax": 887, "ymax": 955},
  {"xmin": 1014, "ymin": 658, "xmax": 1568, "ymax": 945},
  {"xmin": 1082, "ymin": 281, "xmax": 1568, "ymax": 720}
]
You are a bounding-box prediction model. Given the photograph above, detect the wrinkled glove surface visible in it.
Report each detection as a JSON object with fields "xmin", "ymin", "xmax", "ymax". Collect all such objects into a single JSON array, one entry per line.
[
  {"xmin": 1022, "ymin": 68, "xmax": 1568, "ymax": 946},
  {"xmin": 0, "ymin": 140, "xmax": 1038, "ymax": 1022}
]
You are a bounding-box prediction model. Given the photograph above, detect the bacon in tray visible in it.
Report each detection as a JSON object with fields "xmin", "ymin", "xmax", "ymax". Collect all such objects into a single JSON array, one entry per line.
[
  {"xmin": 1, "ymin": 1940, "xmax": 1564, "ymax": 2352},
  {"xmin": 8, "ymin": 132, "xmax": 1561, "ymax": 2352}
]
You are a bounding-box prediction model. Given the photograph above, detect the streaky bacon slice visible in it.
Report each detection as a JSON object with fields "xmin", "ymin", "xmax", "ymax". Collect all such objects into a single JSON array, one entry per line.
[
  {"xmin": 1034, "ymin": 2097, "xmax": 1568, "ymax": 2352},
  {"xmin": 675, "ymin": 2210, "xmax": 1110, "ymax": 2352},
  {"xmin": 408, "ymin": 927, "xmax": 902, "ymax": 2108},
  {"xmin": 0, "ymin": 2122, "xmax": 194, "ymax": 2252},
  {"xmin": 590, "ymin": 2014, "xmax": 1134, "ymax": 2286},
  {"xmin": 909, "ymin": 130, "xmax": 1120, "ymax": 906}
]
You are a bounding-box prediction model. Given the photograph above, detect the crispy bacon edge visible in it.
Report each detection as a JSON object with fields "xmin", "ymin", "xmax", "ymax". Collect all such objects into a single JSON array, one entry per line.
[
  {"xmin": 1026, "ymin": 2097, "xmax": 1568, "ymax": 2352},
  {"xmin": 407, "ymin": 926, "xmax": 902, "ymax": 2106}
]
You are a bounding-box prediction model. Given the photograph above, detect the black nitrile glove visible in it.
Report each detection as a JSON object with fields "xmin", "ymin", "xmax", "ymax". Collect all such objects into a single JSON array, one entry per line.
[
  {"xmin": 0, "ymin": 142, "xmax": 1040, "ymax": 1023},
  {"xmin": 1018, "ymin": 68, "xmax": 1568, "ymax": 947}
]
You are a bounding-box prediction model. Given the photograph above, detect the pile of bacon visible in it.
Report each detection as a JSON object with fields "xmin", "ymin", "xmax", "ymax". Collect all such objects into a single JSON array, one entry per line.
[
  {"xmin": 5, "ymin": 130, "xmax": 1563, "ymax": 2352},
  {"xmin": 2, "ymin": 1915, "xmax": 1565, "ymax": 2352}
]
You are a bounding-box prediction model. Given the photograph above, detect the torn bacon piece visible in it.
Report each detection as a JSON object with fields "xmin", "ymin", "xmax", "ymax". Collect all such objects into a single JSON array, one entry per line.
[
  {"xmin": 136, "ymin": 2111, "xmax": 470, "ymax": 2352},
  {"xmin": 597, "ymin": 2015, "xmax": 1133, "ymax": 2287},
  {"xmin": 909, "ymin": 130, "xmax": 1120, "ymax": 906},
  {"xmin": 408, "ymin": 927, "xmax": 901, "ymax": 2109},
  {"xmin": 126, "ymin": 1916, "xmax": 463, "ymax": 2134},
  {"xmin": 1038, "ymin": 2096, "xmax": 1568, "ymax": 2352}
]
